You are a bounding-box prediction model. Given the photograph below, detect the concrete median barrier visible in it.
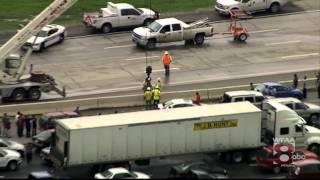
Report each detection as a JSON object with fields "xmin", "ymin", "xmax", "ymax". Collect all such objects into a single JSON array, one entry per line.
[{"xmin": 0, "ymin": 78, "xmax": 317, "ymax": 116}]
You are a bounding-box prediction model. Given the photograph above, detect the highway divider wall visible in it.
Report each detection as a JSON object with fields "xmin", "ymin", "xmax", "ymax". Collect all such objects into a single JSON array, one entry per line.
[{"xmin": 0, "ymin": 78, "xmax": 317, "ymax": 116}]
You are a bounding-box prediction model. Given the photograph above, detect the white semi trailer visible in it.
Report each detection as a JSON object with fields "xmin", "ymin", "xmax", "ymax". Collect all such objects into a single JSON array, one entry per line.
[{"xmin": 50, "ymin": 101, "xmax": 320, "ymax": 169}]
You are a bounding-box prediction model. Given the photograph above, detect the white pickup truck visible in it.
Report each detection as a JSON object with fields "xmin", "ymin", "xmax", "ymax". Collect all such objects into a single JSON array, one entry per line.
[
  {"xmin": 83, "ymin": 2, "xmax": 159, "ymax": 33},
  {"xmin": 132, "ymin": 18, "xmax": 214, "ymax": 49},
  {"xmin": 215, "ymin": 0, "xmax": 288, "ymax": 15}
]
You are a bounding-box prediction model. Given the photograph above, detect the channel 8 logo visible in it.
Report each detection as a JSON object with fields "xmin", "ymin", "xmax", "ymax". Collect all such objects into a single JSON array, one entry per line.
[{"xmin": 273, "ymin": 142, "xmax": 295, "ymax": 165}]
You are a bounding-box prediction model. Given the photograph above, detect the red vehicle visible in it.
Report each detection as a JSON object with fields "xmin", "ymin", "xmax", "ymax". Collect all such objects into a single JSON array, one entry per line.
[
  {"xmin": 256, "ymin": 146, "xmax": 318, "ymax": 174},
  {"xmin": 39, "ymin": 111, "xmax": 80, "ymax": 130},
  {"xmin": 288, "ymin": 159, "xmax": 320, "ymax": 178}
]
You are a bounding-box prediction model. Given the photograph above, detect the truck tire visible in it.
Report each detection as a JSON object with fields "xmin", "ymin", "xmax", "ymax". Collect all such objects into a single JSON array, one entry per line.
[
  {"xmin": 11, "ymin": 88, "xmax": 26, "ymax": 101},
  {"xmin": 270, "ymin": 3, "xmax": 280, "ymax": 13},
  {"xmin": 272, "ymin": 165, "xmax": 281, "ymax": 174},
  {"xmin": 246, "ymin": 150, "xmax": 257, "ymax": 163},
  {"xmin": 7, "ymin": 161, "xmax": 18, "ymax": 171},
  {"xmin": 143, "ymin": 19, "xmax": 153, "ymax": 26},
  {"xmin": 194, "ymin": 34, "xmax": 205, "ymax": 45},
  {"xmin": 146, "ymin": 39, "xmax": 156, "ymax": 50},
  {"xmin": 28, "ymin": 87, "xmax": 41, "ymax": 101},
  {"xmin": 238, "ymin": 33, "xmax": 248, "ymax": 42},
  {"xmin": 101, "ymin": 24, "xmax": 112, "ymax": 33},
  {"xmin": 232, "ymin": 151, "xmax": 243, "ymax": 163},
  {"xmin": 309, "ymin": 114, "xmax": 319, "ymax": 127}
]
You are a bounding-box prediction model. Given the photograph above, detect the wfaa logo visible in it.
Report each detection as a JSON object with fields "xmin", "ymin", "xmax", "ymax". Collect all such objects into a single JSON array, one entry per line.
[{"xmin": 273, "ymin": 138, "xmax": 305, "ymax": 166}]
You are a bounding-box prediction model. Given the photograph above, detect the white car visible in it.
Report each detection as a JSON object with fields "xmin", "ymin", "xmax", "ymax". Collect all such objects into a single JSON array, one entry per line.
[
  {"xmin": 158, "ymin": 98, "xmax": 198, "ymax": 109},
  {"xmin": 24, "ymin": 24, "xmax": 66, "ymax": 51},
  {"xmin": 94, "ymin": 167, "xmax": 150, "ymax": 179},
  {"xmin": 0, "ymin": 148, "xmax": 23, "ymax": 171},
  {"xmin": 0, "ymin": 138, "xmax": 25, "ymax": 157}
]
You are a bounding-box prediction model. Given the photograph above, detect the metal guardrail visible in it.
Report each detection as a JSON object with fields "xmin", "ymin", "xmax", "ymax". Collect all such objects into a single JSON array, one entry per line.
[{"xmin": 0, "ymin": 78, "xmax": 317, "ymax": 116}]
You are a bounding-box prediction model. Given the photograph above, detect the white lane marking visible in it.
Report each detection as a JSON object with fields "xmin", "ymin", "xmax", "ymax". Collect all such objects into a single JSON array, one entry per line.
[
  {"xmin": 104, "ymin": 45, "xmax": 134, "ymax": 49},
  {"xmin": 265, "ymin": 40, "xmax": 301, "ymax": 46},
  {"xmin": 281, "ymin": 53, "xmax": 319, "ymax": 59},
  {"xmin": 124, "ymin": 56, "xmax": 160, "ymax": 61},
  {"xmin": 250, "ymin": 29, "xmax": 280, "ymax": 34},
  {"xmin": 152, "ymin": 67, "xmax": 180, "ymax": 72}
]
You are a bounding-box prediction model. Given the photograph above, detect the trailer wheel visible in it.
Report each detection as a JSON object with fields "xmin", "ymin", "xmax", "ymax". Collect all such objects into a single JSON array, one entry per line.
[
  {"xmin": 28, "ymin": 87, "xmax": 41, "ymax": 100},
  {"xmin": 11, "ymin": 88, "xmax": 26, "ymax": 101},
  {"xmin": 232, "ymin": 151, "xmax": 243, "ymax": 163},
  {"xmin": 194, "ymin": 34, "xmax": 205, "ymax": 45},
  {"xmin": 238, "ymin": 33, "xmax": 247, "ymax": 42},
  {"xmin": 246, "ymin": 150, "xmax": 257, "ymax": 163}
]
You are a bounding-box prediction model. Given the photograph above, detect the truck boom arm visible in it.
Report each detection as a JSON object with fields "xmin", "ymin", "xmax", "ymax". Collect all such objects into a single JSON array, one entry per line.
[{"xmin": 0, "ymin": 0, "xmax": 78, "ymax": 64}]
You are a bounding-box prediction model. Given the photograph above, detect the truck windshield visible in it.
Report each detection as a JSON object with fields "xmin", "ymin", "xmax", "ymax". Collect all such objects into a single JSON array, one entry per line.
[{"xmin": 148, "ymin": 22, "xmax": 162, "ymax": 32}]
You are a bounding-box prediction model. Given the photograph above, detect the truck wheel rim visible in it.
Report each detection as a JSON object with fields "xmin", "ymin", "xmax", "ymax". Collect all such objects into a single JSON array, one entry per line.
[
  {"xmin": 31, "ymin": 91, "xmax": 40, "ymax": 100},
  {"xmin": 240, "ymin": 34, "xmax": 247, "ymax": 41},
  {"xmin": 103, "ymin": 26, "xmax": 110, "ymax": 33}
]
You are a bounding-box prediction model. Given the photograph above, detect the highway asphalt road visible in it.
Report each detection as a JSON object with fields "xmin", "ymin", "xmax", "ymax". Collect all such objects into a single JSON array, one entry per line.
[
  {"xmin": 1, "ymin": 91, "xmax": 319, "ymax": 179},
  {"xmin": 23, "ymin": 11, "xmax": 320, "ymax": 100}
]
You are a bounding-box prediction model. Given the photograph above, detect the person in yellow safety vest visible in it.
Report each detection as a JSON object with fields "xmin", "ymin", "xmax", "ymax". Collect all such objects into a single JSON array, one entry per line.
[
  {"xmin": 144, "ymin": 87, "xmax": 152, "ymax": 110},
  {"xmin": 154, "ymin": 77, "xmax": 162, "ymax": 90},
  {"xmin": 153, "ymin": 87, "xmax": 161, "ymax": 108}
]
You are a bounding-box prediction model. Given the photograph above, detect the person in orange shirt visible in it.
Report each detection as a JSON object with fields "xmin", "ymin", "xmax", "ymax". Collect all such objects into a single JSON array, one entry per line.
[{"xmin": 162, "ymin": 51, "xmax": 172, "ymax": 76}]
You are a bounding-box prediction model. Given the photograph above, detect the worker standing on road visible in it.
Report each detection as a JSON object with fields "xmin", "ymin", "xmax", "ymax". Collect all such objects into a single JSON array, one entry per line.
[
  {"xmin": 30, "ymin": 115, "xmax": 37, "ymax": 136},
  {"xmin": 293, "ymin": 74, "xmax": 298, "ymax": 89},
  {"xmin": 317, "ymin": 72, "xmax": 320, "ymax": 99},
  {"xmin": 194, "ymin": 92, "xmax": 201, "ymax": 105},
  {"xmin": 250, "ymin": 82, "xmax": 254, "ymax": 91},
  {"xmin": 144, "ymin": 87, "xmax": 152, "ymax": 110},
  {"xmin": 154, "ymin": 78, "xmax": 162, "ymax": 90},
  {"xmin": 162, "ymin": 51, "xmax": 172, "ymax": 76},
  {"xmin": 17, "ymin": 112, "xmax": 25, "ymax": 138},
  {"xmin": 153, "ymin": 87, "xmax": 161, "ymax": 109},
  {"xmin": 143, "ymin": 76, "xmax": 152, "ymax": 92},
  {"xmin": 146, "ymin": 65, "xmax": 152, "ymax": 78},
  {"xmin": 3, "ymin": 113, "xmax": 11, "ymax": 138},
  {"xmin": 303, "ymin": 76, "xmax": 307, "ymax": 99}
]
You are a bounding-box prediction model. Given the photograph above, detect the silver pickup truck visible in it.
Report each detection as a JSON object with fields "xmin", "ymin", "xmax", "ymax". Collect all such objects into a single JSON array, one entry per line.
[
  {"xmin": 83, "ymin": 2, "xmax": 159, "ymax": 33},
  {"xmin": 132, "ymin": 18, "xmax": 214, "ymax": 49}
]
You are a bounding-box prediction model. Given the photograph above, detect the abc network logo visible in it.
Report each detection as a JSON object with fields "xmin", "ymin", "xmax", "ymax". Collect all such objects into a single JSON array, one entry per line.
[{"xmin": 273, "ymin": 137, "xmax": 305, "ymax": 166}]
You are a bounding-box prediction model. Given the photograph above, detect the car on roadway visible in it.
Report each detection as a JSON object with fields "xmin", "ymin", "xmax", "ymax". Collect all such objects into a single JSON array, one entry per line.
[
  {"xmin": 158, "ymin": 98, "xmax": 198, "ymax": 109},
  {"xmin": 266, "ymin": 97, "xmax": 320, "ymax": 127},
  {"xmin": 94, "ymin": 167, "xmax": 150, "ymax": 179},
  {"xmin": 256, "ymin": 145, "xmax": 318, "ymax": 174},
  {"xmin": 0, "ymin": 138, "xmax": 25, "ymax": 157},
  {"xmin": 24, "ymin": 24, "xmax": 66, "ymax": 51},
  {"xmin": 169, "ymin": 161, "xmax": 228, "ymax": 178},
  {"xmin": 254, "ymin": 82, "xmax": 303, "ymax": 100},
  {"xmin": 221, "ymin": 90, "xmax": 265, "ymax": 108},
  {"xmin": 287, "ymin": 159, "xmax": 320, "ymax": 178},
  {"xmin": 0, "ymin": 148, "xmax": 23, "ymax": 171},
  {"xmin": 32, "ymin": 129, "xmax": 55, "ymax": 150},
  {"xmin": 39, "ymin": 111, "xmax": 80, "ymax": 130}
]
